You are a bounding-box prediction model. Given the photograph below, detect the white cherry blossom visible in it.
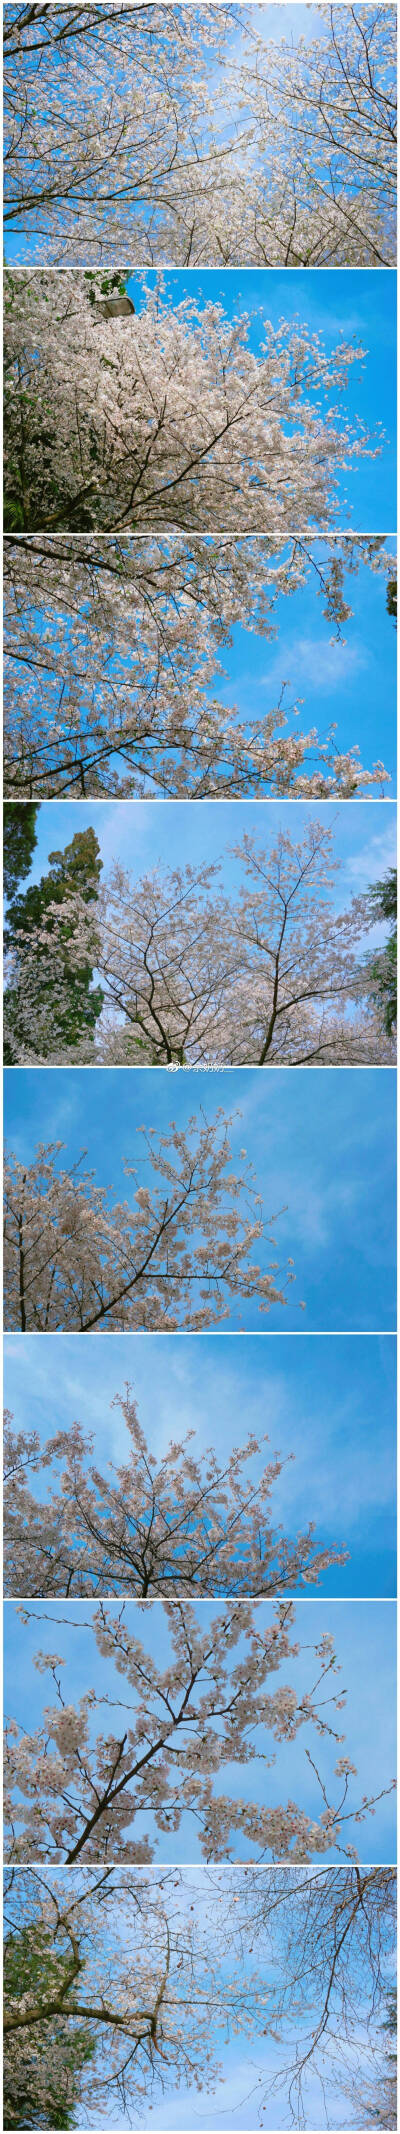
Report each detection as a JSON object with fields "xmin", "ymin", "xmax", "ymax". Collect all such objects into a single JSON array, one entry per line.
[
  {"xmin": 4, "ymin": 819, "xmax": 395, "ymax": 1065},
  {"xmin": 4, "ymin": 272, "xmax": 383, "ymax": 534},
  {"xmin": 3, "ymin": 1108, "xmax": 302, "ymax": 1331},
  {"xmin": 4, "ymin": 1599, "xmax": 393, "ymax": 1864},
  {"xmin": 3, "ymin": 1389, "xmax": 348, "ymax": 1598},
  {"xmin": 4, "ymin": 533, "xmax": 392, "ymax": 799},
  {"xmin": 4, "ymin": 7, "xmax": 396, "ymax": 267}
]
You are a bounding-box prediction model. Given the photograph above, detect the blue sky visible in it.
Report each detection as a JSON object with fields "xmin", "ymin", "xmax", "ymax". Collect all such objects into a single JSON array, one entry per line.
[
  {"xmin": 205, "ymin": 540, "xmax": 396, "ymax": 791},
  {"xmin": 252, "ymin": 3, "xmax": 323, "ymax": 40},
  {"xmin": 4, "ymin": 1068, "xmax": 396, "ymax": 1331},
  {"xmin": 4, "ymin": 1332, "xmax": 396, "ymax": 1598},
  {"xmin": 124, "ymin": 269, "xmax": 396, "ymax": 529},
  {"xmin": 97, "ymin": 2030, "xmax": 393, "ymax": 2134},
  {"xmin": 20, "ymin": 799, "xmax": 397, "ymax": 915},
  {"xmin": 4, "ymin": 1595, "xmax": 396, "ymax": 1864},
  {"xmin": 95, "ymin": 2043, "xmax": 393, "ymax": 2134}
]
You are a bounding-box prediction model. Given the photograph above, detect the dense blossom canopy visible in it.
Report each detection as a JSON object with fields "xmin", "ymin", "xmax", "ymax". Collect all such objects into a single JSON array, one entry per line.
[
  {"xmin": 4, "ymin": 5, "xmax": 397, "ymax": 266},
  {"xmin": 4, "ymin": 533, "xmax": 393, "ymax": 798},
  {"xmin": 4, "ymin": 272, "xmax": 381, "ymax": 533}
]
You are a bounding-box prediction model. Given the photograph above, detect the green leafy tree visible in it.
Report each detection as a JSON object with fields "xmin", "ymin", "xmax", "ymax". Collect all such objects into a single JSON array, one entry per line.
[
  {"xmin": 348, "ymin": 1986, "xmax": 397, "ymax": 2128},
  {"xmin": 377, "ymin": 1989, "xmax": 397, "ymax": 2126},
  {"xmin": 386, "ymin": 577, "xmax": 397, "ymax": 622},
  {"xmin": 366, "ymin": 869, "xmax": 397, "ymax": 1038},
  {"xmin": 4, "ymin": 826, "xmax": 104, "ymax": 1061},
  {"xmin": 3, "ymin": 803, "xmax": 39, "ymax": 900},
  {"xmin": 4, "ymin": 1921, "xmax": 96, "ymax": 2128}
]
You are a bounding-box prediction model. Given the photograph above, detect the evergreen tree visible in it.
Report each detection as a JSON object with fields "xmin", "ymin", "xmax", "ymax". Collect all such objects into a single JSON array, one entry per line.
[
  {"xmin": 366, "ymin": 868, "xmax": 397, "ymax": 1038},
  {"xmin": 349, "ymin": 1986, "xmax": 396, "ymax": 2128},
  {"xmin": 386, "ymin": 576, "xmax": 397, "ymax": 622},
  {"xmin": 4, "ymin": 827, "xmax": 104, "ymax": 1061},
  {"xmin": 4, "ymin": 803, "xmax": 39, "ymax": 900},
  {"xmin": 4, "ymin": 1922, "xmax": 96, "ymax": 2128},
  {"xmin": 378, "ymin": 1988, "xmax": 397, "ymax": 2126}
]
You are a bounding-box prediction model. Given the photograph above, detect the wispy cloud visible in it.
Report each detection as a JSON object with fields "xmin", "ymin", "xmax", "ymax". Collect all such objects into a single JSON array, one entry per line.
[{"xmin": 260, "ymin": 632, "xmax": 368, "ymax": 701}]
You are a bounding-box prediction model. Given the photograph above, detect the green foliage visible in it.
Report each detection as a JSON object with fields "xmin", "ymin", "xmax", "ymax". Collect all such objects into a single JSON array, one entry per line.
[
  {"xmin": 4, "ymin": 825, "xmax": 104, "ymax": 1060},
  {"xmin": 4, "ymin": 1923, "xmax": 96, "ymax": 2129},
  {"xmin": 361, "ymin": 1988, "xmax": 397, "ymax": 2127},
  {"xmin": 366, "ymin": 868, "xmax": 397, "ymax": 1038},
  {"xmin": 3, "ymin": 494, "xmax": 26, "ymax": 531},
  {"xmin": 4, "ymin": 803, "xmax": 39, "ymax": 899},
  {"xmin": 84, "ymin": 270, "xmax": 130, "ymax": 305},
  {"xmin": 386, "ymin": 577, "xmax": 397, "ymax": 622}
]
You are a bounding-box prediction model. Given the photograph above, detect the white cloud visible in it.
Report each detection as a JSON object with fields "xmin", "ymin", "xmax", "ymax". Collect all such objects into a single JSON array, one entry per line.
[{"xmin": 261, "ymin": 632, "xmax": 368, "ymax": 701}]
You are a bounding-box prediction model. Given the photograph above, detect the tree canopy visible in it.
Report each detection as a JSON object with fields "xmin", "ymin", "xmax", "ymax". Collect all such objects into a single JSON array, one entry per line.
[
  {"xmin": 4, "ymin": 272, "xmax": 380, "ymax": 533},
  {"xmin": 3, "ymin": 534, "xmax": 393, "ymax": 799},
  {"xmin": 4, "ymin": 1108, "xmax": 303, "ymax": 1331},
  {"xmin": 4, "ymin": 5, "xmax": 396, "ymax": 267},
  {"xmin": 3, "ymin": 1384, "xmax": 348, "ymax": 1598},
  {"xmin": 3, "ymin": 817, "xmax": 396, "ymax": 1065},
  {"xmin": 365, "ymin": 868, "xmax": 397, "ymax": 1038},
  {"xmin": 3, "ymin": 1864, "xmax": 396, "ymax": 2128},
  {"xmin": 4, "ymin": 1598, "xmax": 394, "ymax": 1863},
  {"xmin": 3, "ymin": 802, "xmax": 39, "ymax": 899},
  {"xmin": 4, "ymin": 1919, "xmax": 96, "ymax": 2128},
  {"xmin": 4, "ymin": 826, "xmax": 104, "ymax": 1062}
]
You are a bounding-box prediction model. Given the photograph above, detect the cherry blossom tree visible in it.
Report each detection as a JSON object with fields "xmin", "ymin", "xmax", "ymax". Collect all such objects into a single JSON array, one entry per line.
[
  {"xmin": 4, "ymin": 1109, "xmax": 303, "ymax": 1331},
  {"xmin": 245, "ymin": 4, "xmax": 397, "ymax": 270},
  {"xmin": 4, "ymin": 532, "xmax": 393, "ymax": 798},
  {"xmin": 4, "ymin": 1863, "xmax": 224, "ymax": 2127},
  {"xmin": 3, "ymin": 1386, "xmax": 348, "ymax": 1598},
  {"xmin": 3, "ymin": 3, "xmax": 249, "ymax": 266},
  {"xmin": 4, "ymin": 819, "xmax": 395, "ymax": 1064},
  {"xmin": 4, "ymin": 6, "xmax": 396, "ymax": 267},
  {"xmin": 4, "ymin": 1598, "xmax": 393, "ymax": 1863},
  {"xmin": 4, "ymin": 1864, "xmax": 396, "ymax": 2129},
  {"xmin": 4, "ymin": 271, "xmax": 380, "ymax": 534}
]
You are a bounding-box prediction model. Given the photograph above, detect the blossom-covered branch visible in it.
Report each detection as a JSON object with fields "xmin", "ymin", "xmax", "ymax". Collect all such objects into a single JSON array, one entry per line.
[
  {"xmin": 4, "ymin": 1110, "xmax": 302, "ymax": 1331},
  {"xmin": 4, "ymin": 1864, "xmax": 396, "ymax": 2128},
  {"xmin": 4, "ymin": 532, "xmax": 392, "ymax": 799},
  {"xmin": 4, "ymin": 1599, "xmax": 393, "ymax": 1863},
  {"xmin": 3, "ymin": 1387, "xmax": 348, "ymax": 1598},
  {"xmin": 4, "ymin": 272, "xmax": 381, "ymax": 533},
  {"xmin": 4, "ymin": 6, "xmax": 396, "ymax": 266},
  {"xmin": 4, "ymin": 819, "xmax": 396, "ymax": 1064}
]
